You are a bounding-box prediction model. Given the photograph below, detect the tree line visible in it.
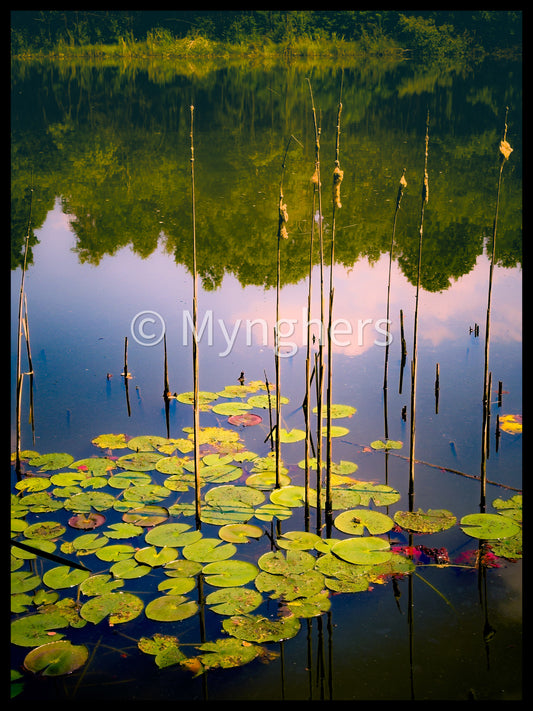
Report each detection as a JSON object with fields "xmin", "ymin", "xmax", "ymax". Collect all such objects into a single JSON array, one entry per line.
[{"xmin": 11, "ymin": 11, "xmax": 521, "ymax": 57}]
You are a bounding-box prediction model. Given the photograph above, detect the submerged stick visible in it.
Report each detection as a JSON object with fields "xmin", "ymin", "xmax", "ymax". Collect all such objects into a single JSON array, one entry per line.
[
  {"xmin": 123, "ymin": 336, "xmax": 131, "ymax": 417},
  {"xmin": 190, "ymin": 104, "xmax": 201, "ymax": 528}
]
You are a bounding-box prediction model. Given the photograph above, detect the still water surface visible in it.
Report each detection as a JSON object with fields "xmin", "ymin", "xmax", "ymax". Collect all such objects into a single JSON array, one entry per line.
[{"xmin": 11, "ymin": 55, "xmax": 521, "ymax": 700}]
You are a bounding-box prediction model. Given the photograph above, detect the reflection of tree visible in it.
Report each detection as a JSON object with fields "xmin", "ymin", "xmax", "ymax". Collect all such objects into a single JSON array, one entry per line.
[{"xmin": 11, "ymin": 59, "xmax": 521, "ymax": 290}]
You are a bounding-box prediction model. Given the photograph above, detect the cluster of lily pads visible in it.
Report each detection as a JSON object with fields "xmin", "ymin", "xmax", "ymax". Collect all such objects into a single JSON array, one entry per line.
[{"xmin": 11, "ymin": 380, "xmax": 522, "ymax": 686}]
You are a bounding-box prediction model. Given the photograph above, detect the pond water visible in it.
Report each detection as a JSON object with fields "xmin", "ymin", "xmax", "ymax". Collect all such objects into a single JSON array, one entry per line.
[{"xmin": 11, "ymin": 55, "xmax": 522, "ymax": 700}]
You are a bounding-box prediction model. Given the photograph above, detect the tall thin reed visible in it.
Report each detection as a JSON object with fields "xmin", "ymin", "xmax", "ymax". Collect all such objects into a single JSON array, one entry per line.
[
  {"xmin": 306, "ymin": 78, "xmax": 325, "ymax": 532},
  {"xmin": 190, "ymin": 104, "xmax": 201, "ymax": 528},
  {"xmin": 325, "ymin": 92, "xmax": 343, "ymax": 531},
  {"xmin": 15, "ymin": 180, "xmax": 34, "ymax": 478},
  {"xmin": 480, "ymin": 107, "xmax": 512, "ymax": 508},
  {"xmin": 275, "ymin": 134, "xmax": 299, "ymax": 487},
  {"xmin": 408, "ymin": 110, "xmax": 430, "ymax": 510}
]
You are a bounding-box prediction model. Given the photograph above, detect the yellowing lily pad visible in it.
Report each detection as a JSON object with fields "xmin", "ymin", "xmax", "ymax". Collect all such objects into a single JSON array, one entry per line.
[
  {"xmin": 91, "ymin": 433, "xmax": 129, "ymax": 450},
  {"xmin": 499, "ymin": 414, "xmax": 522, "ymax": 434},
  {"xmin": 394, "ymin": 508, "xmax": 456, "ymax": 534},
  {"xmin": 80, "ymin": 592, "xmax": 144, "ymax": 624},
  {"xmin": 218, "ymin": 523, "xmax": 264, "ymax": 543},
  {"xmin": 223, "ymin": 612, "xmax": 300, "ymax": 643},
  {"xmin": 205, "ymin": 587, "xmax": 263, "ymax": 615}
]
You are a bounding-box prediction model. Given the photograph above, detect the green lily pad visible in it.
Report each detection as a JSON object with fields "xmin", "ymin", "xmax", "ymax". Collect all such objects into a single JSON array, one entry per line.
[
  {"xmin": 11, "ymin": 611, "xmax": 68, "ymax": 647},
  {"xmin": 205, "ymin": 587, "xmax": 263, "ymax": 615},
  {"xmin": 247, "ymin": 394, "xmax": 289, "ymax": 408},
  {"xmin": 313, "ymin": 404, "xmax": 357, "ymax": 418},
  {"xmin": 163, "ymin": 559, "xmax": 203, "ymax": 578},
  {"xmin": 23, "ymin": 521, "xmax": 66, "ymax": 540},
  {"xmin": 116, "ymin": 452, "xmax": 163, "ymax": 471},
  {"xmin": 29, "ymin": 453, "xmax": 75, "ymax": 471},
  {"xmin": 182, "ymin": 538, "xmax": 236, "ymax": 563},
  {"xmin": 11, "ymin": 571, "xmax": 42, "ymax": 594},
  {"xmin": 145, "ymin": 595, "xmax": 198, "ymax": 622},
  {"xmin": 253, "ymin": 503, "xmax": 293, "ymax": 522},
  {"xmin": 193, "ymin": 637, "xmax": 265, "ymax": 673},
  {"xmin": 108, "ymin": 470, "xmax": 152, "ymax": 488},
  {"xmin": 17, "ymin": 492, "xmax": 64, "ymax": 514},
  {"xmin": 245, "ymin": 471, "xmax": 291, "ymax": 489},
  {"xmin": 109, "ymin": 559, "xmax": 152, "ymax": 579},
  {"xmin": 332, "ymin": 537, "xmax": 392, "ymax": 565},
  {"xmin": 64, "ymin": 491, "xmax": 116, "ymax": 513},
  {"xmin": 155, "ymin": 457, "xmax": 187, "ymax": 475},
  {"xmin": 394, "ymin": 508, "xmax": 457, "ymax": 534},
  {"xmin": 80, "ymin": 592, "xmax": 144, "ymax": 624},
  {"xmin": 270, "ymin": 485, "xmax": 308, "ymax": 508},
  {"xmin": 202, "ymin": 560, "xmax": 259, "ymax": 587},
  {"xmin": 370, "ymin": 439, "xmax": 403, "ymax": 450},
  {"xmin": 91, "ymin": 433, "xmax": 129, "ymax": 449},
  {"xmin": 158, "ymin": 577, "xmax": 197, "ymax": 595},
  {"xmin": 199, "ymin": 463, "xmax": 242, "ymax": 484},
  {"xmin": 285, "ymin": 590, "xmax": 331, "ymax": 617},
  {"xmin": 50, "ymin": 471, "xmax": 90, "ymax": 487},
  {"xmin": 95, "ymin": 544, "xmax": 136, "ymax": 562},
  {"xmin": 223, "ymin": 612, "xmax": 300, "ymax": 643},
  {"xmin": 323, "ymin": 426, "xmax": 350, "ymax": 438},
  {"xmin": 492, "ymin": 495, "xmax": 522, "ymax": 523},
  {"xmin": 134, "ymin": 546, "xmax": 179, "ymax": 567},
  {"xmin": 23, "ymin": 640, "xmax": 89, "ymax": 676},
  {"xmin": 459, "ymin": 513, "xmax": 521, "ymax": 540},
  {"xmin": 71, "ymin": 457, "xmax": 116, "ymax": 475},
  {"xmin": 79, "ymin": 574, "xmax": 124, "ymax": 596},
  {"xmin": 255, "ymin": 568, "xmax": 325, "ymax": 601},
  {"xmin": 138, "ymin": 634, "xmax": 186, "ymax": 669},
  {"xmin": 15, "ymin": 477, "xmax": 51, "ymax": 493},
  {"xmin": 127, "ymin": 435, "xmax": 172, "ymax": 452},
  {"xmin": 334, "ymin": 509, "xmax": 394, "ymax": 536},
  {"xmin": 212, "ymin": 402, "xmax": 253, "ymax": 416},
  {"xmin": 276, "ymin": 530, "xmax": 323, "ymax": 551},
  {"xmin": 42, "ymin": 566, "xmax": 90, "ymax": 590},
  {"xmin": 123, "ymin": 484, "xmax": 170, "ymax": 503},
  {"xmin": 258, "ymin": 549, "xmax": 316, "ymax": 575},
  {"xmin": 103, "ymin": 522, "xmax": 144, "ymax": 539},
  {"xmin": 72, "ymin": 533, "xmax": 109, "ymax": 552},
  {"xmin": 273, "ymin": 428, "xmax": 306, "ymax": 443},
  {"xmin": 144, "ymin": 523, "xmax": 198, "ymax": 547},
  {"xmin": 345, "ymin": 481, "xmax": 401, "ymax": 507},
  {"xmin": 176, "ymin": 391, "xmax": 219, "ymax": 407}
]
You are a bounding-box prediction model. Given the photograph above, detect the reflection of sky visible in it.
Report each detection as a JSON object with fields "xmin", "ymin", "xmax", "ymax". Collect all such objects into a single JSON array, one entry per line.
[{"xmin": 12, "ymin": 201, "xmax": 521, "ymax": 491}]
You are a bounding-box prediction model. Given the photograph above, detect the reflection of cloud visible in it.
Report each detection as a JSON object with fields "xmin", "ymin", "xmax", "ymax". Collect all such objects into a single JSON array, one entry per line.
[{"xmin": 223, "ymin": 254, "xmax": 521, "ymax": 357}]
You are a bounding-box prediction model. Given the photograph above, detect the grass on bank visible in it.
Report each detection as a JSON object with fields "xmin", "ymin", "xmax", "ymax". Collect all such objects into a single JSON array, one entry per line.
[{"xmin": 13, "ymin": 29, "xmax": 404, "ymax": 61}]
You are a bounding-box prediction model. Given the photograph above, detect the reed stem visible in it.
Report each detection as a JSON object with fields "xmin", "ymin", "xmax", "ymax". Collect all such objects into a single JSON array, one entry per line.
[
  {"xmin": 408, "ymin": 110, "xmax": 430, "ymax": 510},
  {"xmin": 480, "ymin": 107, "xmax": 512, "ymax": 509},
  {"xmin": 190, "ymin": 104, "xmax": 201, "ymax": 528}
]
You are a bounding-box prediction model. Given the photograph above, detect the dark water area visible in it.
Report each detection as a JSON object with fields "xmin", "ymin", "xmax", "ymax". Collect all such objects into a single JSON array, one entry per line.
[{"xmin": 11, "ymin": 54, "xmax": 521, "ymax": 700}]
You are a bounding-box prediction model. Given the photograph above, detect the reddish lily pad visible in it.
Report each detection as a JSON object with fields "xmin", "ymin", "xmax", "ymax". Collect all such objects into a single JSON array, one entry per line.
[
  {"xmin": 228, "ymin": 413, "xmax": 263, "ymax": 427},
  {"xmin": 68, "ymin": 513, "xmax": 106, "ymax": 530}
]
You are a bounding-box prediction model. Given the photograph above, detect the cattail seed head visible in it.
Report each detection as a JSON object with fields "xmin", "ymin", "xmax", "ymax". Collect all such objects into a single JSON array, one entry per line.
[{"xmin": 333, "ymin": 163, "xmax": 344, "ymax": 209}]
